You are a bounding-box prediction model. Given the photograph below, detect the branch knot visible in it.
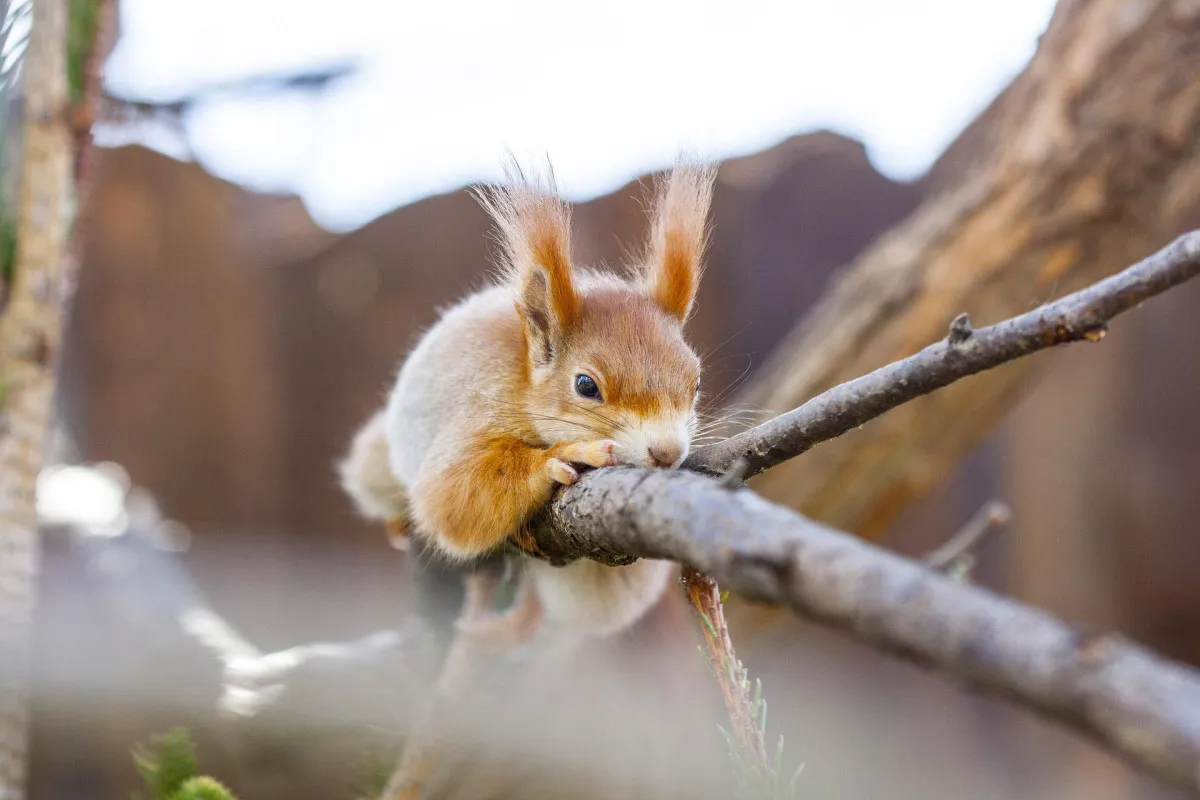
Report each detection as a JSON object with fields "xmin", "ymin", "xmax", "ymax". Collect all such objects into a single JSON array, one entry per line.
[{"xmin": 948, "ymin": 313, "xmax": 973, "ymax": 345}]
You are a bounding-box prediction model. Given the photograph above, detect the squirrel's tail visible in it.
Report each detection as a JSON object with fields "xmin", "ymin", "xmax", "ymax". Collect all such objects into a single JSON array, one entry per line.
[{"xmin": 338, "ymin": 410, "xmax": 410, "ymax": 544}]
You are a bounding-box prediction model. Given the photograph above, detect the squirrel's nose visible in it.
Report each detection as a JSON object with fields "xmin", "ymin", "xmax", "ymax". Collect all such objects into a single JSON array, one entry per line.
[{"xmin": 648, "ymin": 443, "xmax": 683, "ymax": 468}]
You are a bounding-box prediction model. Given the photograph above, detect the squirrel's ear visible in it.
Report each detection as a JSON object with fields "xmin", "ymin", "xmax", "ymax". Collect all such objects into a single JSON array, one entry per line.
[
  {"xmin": 475, "ymin": 161, "xmax": 579, "ymax": 366},
  {"xmin": 643, "ymin": 161, "xmax": 716, "ymax": 324}
]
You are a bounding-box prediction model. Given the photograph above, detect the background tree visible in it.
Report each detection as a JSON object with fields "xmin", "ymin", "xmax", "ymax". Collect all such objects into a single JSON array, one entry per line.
[{"xmin": 0, "ymin": 0, "xmax": 110, "ymax": 795}]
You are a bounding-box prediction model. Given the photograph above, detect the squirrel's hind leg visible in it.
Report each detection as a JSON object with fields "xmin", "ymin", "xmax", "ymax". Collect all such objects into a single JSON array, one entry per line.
[{"xmin": 454, "ymin": 569, "xmax": 544, "ymax": 652}]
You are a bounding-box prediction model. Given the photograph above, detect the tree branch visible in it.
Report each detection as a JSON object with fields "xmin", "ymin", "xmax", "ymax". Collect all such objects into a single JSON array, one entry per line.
[
  {"xmin": 523, "ymin": 233, "xmax": 1200, "ymax": 793},
  {"xmin": 530, "ymin": 466, "xmax": 1200, "ymax": 793},
  {"xmin": 680, "ymin": 569, "xmax": 770, "ymax": 773},
  {"xmin": 684, "ymin": 231, "xmax": 1200, "ymax": 478}
]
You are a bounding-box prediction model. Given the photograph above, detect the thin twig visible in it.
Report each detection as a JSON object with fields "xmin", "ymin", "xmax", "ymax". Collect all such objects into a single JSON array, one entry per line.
[
  {"xmin": 684, "ymin": 231, "xmax": 1200, "ymax": 478},
  {"xmin": 681, "ymin": 568, "xmax": 766, "ymax": 767},
  {"xmin": 924, "ymin": 500, "xmax": 1012, "ymax": 577}
]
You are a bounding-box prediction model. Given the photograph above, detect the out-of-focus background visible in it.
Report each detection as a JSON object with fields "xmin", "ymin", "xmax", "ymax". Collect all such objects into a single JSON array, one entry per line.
[{"xmin": 26, "ymin": 0, "xmax": 1200, "ymax": 797}]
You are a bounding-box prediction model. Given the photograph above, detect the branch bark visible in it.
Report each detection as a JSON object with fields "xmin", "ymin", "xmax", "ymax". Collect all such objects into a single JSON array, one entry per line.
[{"xmin": 736, "ymin": 0, "xmax": 1200, "ymax": 537}]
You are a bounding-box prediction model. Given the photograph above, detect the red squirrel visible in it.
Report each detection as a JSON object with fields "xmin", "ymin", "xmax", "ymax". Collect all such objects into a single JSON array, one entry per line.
[{"xmin": 340, "ymin": 160, "xmax": 716, "ymax": 641}]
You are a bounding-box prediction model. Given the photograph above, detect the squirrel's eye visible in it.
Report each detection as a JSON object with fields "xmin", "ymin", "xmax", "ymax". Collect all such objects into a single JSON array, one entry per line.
[{"xmin": 574, "ymin": 374, "xmax": 602, "ymax": 401}]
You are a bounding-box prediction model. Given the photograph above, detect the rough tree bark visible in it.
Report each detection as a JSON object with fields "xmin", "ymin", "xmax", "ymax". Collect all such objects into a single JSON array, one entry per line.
[
  {"xmin": 740, "ymin": 0, "xmax": 1200, "ymax": 538},
  {"xmin": 0, "ymin": 0, "xmax": 72, "ymax": 797}
]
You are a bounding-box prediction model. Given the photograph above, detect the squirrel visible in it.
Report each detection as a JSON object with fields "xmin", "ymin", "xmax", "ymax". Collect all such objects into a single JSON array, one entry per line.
[{"xmin": 338, "ymin": 159, "xmax": 716, "ymax": 644}]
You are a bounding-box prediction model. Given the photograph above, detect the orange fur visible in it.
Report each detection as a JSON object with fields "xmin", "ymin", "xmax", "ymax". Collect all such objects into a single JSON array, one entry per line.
[
  {"xmin": 475, "ymin": 160, "xmax": 578, "ymax": 363},
  {"xmin": 410, "ymin": 434, "xmax": 616, "ymax": 557},
  {"xmin": 645, "ymin": 162, "xmax": 718, "ymax": 323},
  {"xmin": 339, "ymin": 158, "xmax": 716, "ymax": 637},
  {"xmin": 564, "ymin": 289, "xmax": 699, "ymax": 418}
]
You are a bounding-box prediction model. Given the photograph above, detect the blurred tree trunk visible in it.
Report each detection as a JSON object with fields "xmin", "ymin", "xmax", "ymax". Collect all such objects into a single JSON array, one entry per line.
[
  {"xmin": 0, "ymin": 0, "xmax": 72, "ymax": 797},
  {"xmin": 740, "ymin": 0, "xmax": 1200, "ymax": 539}
]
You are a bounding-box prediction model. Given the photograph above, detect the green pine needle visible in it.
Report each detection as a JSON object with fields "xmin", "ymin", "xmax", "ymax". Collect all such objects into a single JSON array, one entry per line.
[
  {"xmin": 132, "ymin": 728, "xmax": 198, "ymax": 800},
  {"xmin": 698, "ymin": 644, "xmax": 718, "ymax": 679},
  {"xmin": 698, "ymin": 646, "xmax": 805, "ymax": 800},
  {"xmin": 0, "ymin": 210, "xmax": 16, "ymax": 288},
  {"xmin": 786, "ymin": 763, "xmax": 806, "ymax": 795}
]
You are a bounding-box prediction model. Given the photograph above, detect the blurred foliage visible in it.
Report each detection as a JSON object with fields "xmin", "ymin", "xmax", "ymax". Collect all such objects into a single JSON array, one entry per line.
[
  {"xmin": 132, "ymin": 728, "xmax": 198, "ymax": 800},
  {"xmin": 131, "ymin": 728, "xmax": 238, "ymax": 800},
  {"xmin": 351, "ymin": 749, "xmax": 394, "ymax": 800},
  {"xmin": 0, "ymin": 209, "xmax": 13, "ymax": 289},
  {"xmin": 697, "ymin": 609, "xmax": 805, "ymax": 800},
  {"xmin": 67, "ymin": 0, "xmax": 98, "ymax": 103},
  {"xmin": 0, "ymin": 0, "xmax": 103, "ymax": 293},
  {"xmin": 720, "ymin": 719, "xmax": 805, "ymax": 800},
  {"xmin": 0, "ymin": 0, "xmax": 28, "ymax": 103},
  {"xmin": 0, "ymin": 0, "xmax": 27, "ymax": 290},
  {"xmin": 161, "ymin": 778, "xmax": 237, "ymax": 800}
]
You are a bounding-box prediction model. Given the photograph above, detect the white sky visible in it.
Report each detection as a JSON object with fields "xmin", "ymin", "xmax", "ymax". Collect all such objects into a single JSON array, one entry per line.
[{"xmin": 103, "ymin": 0, "xmax": 1056, "ymax": 232}]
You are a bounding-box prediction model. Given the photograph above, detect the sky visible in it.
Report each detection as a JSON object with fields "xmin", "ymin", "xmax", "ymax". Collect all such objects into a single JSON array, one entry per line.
[{"xmin": 102, "ymin": 0, "xmax": 1057, "ymax": 232}]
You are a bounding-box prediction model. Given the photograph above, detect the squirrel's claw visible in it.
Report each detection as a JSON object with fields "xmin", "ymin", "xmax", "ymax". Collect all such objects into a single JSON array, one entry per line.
[
  {"xmin": 547, "ymin": 458, "xmax": 579, "ymax": 485},
  {"xmin": 557, "ymin": 439, "xmax": 621, "ymax": 469}
]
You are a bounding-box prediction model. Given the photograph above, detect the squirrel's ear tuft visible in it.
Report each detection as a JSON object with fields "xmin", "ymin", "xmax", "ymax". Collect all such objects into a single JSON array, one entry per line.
[
  {"xmin": 475, "ymin": 159, "xmax": 578, "ymax": 366},
  {"xmin": 643, "ymin": 161, "xmax": 716, "ymax": 324}
]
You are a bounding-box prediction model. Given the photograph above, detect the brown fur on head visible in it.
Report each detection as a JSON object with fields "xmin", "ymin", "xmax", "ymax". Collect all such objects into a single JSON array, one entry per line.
[{"xmin": 475, "ymin": 159, "xmax": 716, "ymax": 469}]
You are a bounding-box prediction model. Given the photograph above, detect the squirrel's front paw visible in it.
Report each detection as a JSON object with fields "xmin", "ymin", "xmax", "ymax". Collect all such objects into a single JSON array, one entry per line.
[
  {"xmin": 546, "ymin": 458, "xmax": 579, "ymax": 485},
  {"xmin": 556, "ymin": 439, "xmax": 622, "ymax": 469}
]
